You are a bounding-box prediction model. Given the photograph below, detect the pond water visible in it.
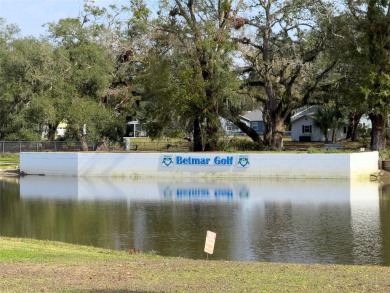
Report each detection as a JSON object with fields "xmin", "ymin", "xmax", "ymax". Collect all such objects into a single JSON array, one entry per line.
[{"xmin": 1, "ymin": 176, "xmax": 390, "ymax": 266}]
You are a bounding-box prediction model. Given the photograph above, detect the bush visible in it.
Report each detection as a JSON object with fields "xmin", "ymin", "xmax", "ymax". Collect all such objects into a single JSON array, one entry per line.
[
  {"xmin": 218, "ymin": 138, "xmax": 268, "ymax": 152},
  {"xmin": 379, "ymin": 149, "xmax": 390, "ymax": 160},
  {"xmin": 307, "ymin": 147, "xmax": 321, "ymax": 153}
]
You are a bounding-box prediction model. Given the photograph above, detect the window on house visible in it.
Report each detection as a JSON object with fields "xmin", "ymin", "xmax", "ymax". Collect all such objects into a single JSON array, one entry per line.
[
  {"xmin": 227, "ymin": 126, "xmax": 232, "ymax": 131},
  {"xmin": 302, "ymin": 125, "xmax": 312, "ymax": 133},
  {"xmin": 343, "ymin": 126, "xmax": 347, "ymax": 134},
  {"xmin": 252, "ymin": 123, "xmax": 258, "ymax": 131}
]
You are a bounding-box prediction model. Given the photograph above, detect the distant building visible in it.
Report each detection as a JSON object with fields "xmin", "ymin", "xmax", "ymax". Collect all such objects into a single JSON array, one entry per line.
[
  {"xmin": 290, "ymin": 106, "xmax": 367, "ymax": 142},
  {"xmin": 56, "ymin": 120, "xmax": 67, "ymax": 138},
  {"xmin": 126, "ymin": 120, "xmax": 147, "ymax": 137},
  {"xmin": 220, "ymin": 109, "xmax": 264, "ymax": 136},
  {"xmin": 359, "ymin": 114, "xmax": 372, "ymax": 130}
]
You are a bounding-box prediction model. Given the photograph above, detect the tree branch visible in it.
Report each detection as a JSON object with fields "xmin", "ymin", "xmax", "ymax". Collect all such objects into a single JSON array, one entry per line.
[
  {"xmin": 302, "ymin": 60, "xmax": 338, "ymax": 104},
  {"xmin": 232, "ymin": 37, "xmax": 264, "ymax": 52}
]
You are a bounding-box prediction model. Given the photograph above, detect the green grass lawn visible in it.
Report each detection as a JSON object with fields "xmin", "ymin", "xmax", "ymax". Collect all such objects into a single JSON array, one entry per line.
[
  {"xmin": 0, "ymin": 153, "xmax": 19, "ymax": 162},
  {"xmin": 0, "ymin": 154, "xmax": 19, "ymax": 169},
  {"xmin": 0, "ymin": 237, "xmax": 389, "ymax": 292}
]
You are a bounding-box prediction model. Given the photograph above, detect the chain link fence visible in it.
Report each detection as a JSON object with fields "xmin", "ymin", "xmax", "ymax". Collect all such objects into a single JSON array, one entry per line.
[
  {"xmin": 0, "ymin": 140, "xmax": 191, "ymax": 154},
  {"xmin": 0, "ymin": 141, "xmax": 102, "ymax": 153}
]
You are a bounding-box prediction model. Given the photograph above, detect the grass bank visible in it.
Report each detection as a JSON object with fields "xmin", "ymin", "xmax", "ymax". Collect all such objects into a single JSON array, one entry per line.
[
  {"xmin": 0, "ymin": 153, "xmax": 19, "ymax": 170},
  {"xmin": 0, "ymin": 237, "xmax": 389, "ymax": 292}
]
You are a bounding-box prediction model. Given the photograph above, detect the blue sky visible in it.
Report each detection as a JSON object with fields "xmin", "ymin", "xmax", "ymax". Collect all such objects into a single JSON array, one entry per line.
[{"xmin": 0, "ymin": 0, "xmax": 128, "ymax": 37}]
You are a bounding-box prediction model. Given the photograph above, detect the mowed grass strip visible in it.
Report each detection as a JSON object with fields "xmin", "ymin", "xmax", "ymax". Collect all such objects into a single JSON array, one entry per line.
[
  {"xmin": 1, "ymin": 237, "xmax": 390, "ymax": 292},
  {"xmin": 0, "ymin": 154, "xmax": 19, "ymax": 169}
]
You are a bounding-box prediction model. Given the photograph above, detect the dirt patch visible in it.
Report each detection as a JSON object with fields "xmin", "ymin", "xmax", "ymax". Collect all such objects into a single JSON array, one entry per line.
[
  {"xmin": 0, "ymin": 261, "xmax": 150, "ymax": 292},
  {"xmin": 0, "ymin": 168, "xmax": 20, "ymax": 178}
]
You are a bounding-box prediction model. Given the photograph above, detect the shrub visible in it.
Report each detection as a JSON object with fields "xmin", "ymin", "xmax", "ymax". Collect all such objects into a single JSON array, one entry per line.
[
  {"xmin": 307, "ymin": 147, "xmax": 321, "ymax": 153},
  {"xmin": 379, "ymin": 149, "xmax": 390, "ymax": 160},
  {"xmin": 218, "ymin": 138, "xmax": 268, "ymax": 152}
]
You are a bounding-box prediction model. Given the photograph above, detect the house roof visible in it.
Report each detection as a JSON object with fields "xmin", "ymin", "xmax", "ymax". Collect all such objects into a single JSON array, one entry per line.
[
  {"xmin": 240, "ymin": 109, "xmax": 263, "ymax": 122},
  {"xmin": 291, "ymin": 106, "xmax": 319, "ymax": 123}
]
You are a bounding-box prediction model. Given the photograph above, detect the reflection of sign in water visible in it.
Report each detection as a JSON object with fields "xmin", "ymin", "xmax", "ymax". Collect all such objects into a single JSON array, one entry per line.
[
  {"xmin": 162, "ymin": 187, "xmax": 173, "ymax": 198},
  {"xmin": 214, "ymin": 189, "xmax": 233, "ymax": 198},
  {"xmin": 239, "ymin": 188, "xmax": 249, "ymax": 198},
  {"xmin": 162, "ymin": 186, "xmax": 249, "ymax": 200},
  {"xmin": 177, "ymin": 188, "xmax": 210, "ymax": 198},
  {"xmin": 204, "ymin": 230, "xmax": 216, "ymax": 255}
]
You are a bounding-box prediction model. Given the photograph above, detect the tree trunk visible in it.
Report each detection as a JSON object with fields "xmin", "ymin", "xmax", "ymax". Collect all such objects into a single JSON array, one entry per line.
[
  {"xmin": 193, "ymin": 117, "xmax": 203, "ymax": 152},
  {"xmin": 263, "ymin": 128, "xmax": 272, "ymax": 146},
  {"xmin": 369, "ymin": 113, "xmax": 386, "ymax": 150},
  {"xmin": 346, "ymin": 112, "xmax": 363, "ymax": 142},
  {"xmin": 80, "ymin": 141, "xmax": 88, "ymax": 151},
  {"xmin": 47, "ymin": 123, "xmax": 57, "ymax": 140},
  {"xmin": 204, "ymin": 106, "xmax": 220, "ymax": 151},
  {"xmin": 262, "ymin": 105, "xmax": 272, "ymax": 146},
  {"xmin": 271, "ymin": 117, "xmax": 284, "ymax": 149},
  {"xmin": 331, "ymin": 129, "xmax": 336, "ymax": 143},
  {"xmin": 321, "ymin": 128, "xmax": 329, "ymax": 143}
]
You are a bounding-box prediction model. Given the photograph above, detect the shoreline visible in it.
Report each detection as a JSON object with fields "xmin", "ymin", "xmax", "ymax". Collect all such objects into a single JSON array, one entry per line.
[
  {"xmin": 2, "ymin": 167, "xmax": 390, "ymax": 182},
  {"xmin": 0, "ymin": 168, "xmax": 20, "ymax": 178}
]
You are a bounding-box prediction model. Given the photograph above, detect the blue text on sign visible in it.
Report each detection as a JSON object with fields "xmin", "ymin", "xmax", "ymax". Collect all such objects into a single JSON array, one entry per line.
[{"xmin": 176, "ymin": 156, "xmax": 233, "ymax": 165}]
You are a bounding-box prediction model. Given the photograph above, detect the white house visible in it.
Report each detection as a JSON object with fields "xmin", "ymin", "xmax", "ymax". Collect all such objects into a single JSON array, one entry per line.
[
  {"xmin": 290, "ymin": 107, "xmax": 348, "ymax": 142},
  {"xmin": 40, "ymin": 120, "xmax": 68, "ymax": 139},
  {"xmin": 55, "ymin": 120, "xmax": 68, "ymax": 138}
]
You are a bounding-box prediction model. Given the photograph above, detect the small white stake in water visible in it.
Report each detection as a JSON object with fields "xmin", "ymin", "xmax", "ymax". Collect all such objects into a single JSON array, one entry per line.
[{"xmin": 204, "ymin": 230, "xmax": 216, "ymax": 259}]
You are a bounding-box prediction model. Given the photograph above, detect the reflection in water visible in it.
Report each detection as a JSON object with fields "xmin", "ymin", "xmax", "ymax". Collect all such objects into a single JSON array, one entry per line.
[
  {"xmin": 0, "ymin": 176, "xmax": 389, "ymax": 265},
  {"xmin": 380, "ymin": 183, "xmax": 390, "ymax": 266}
]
